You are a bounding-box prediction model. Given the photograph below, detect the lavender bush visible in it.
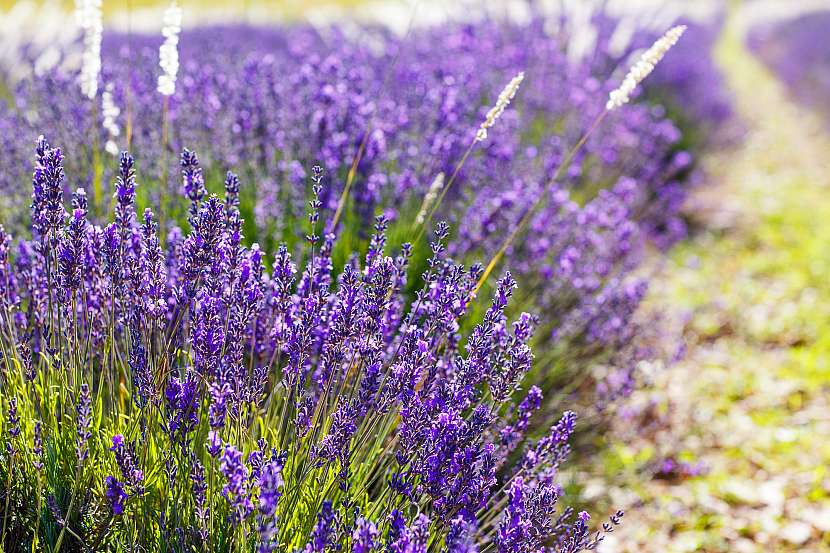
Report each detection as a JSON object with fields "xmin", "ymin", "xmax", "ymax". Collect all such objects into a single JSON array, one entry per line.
[
  {"xmin": 0, "ymin": 139, "xmax": 625, "ymax": 551},
  {"xmin": 748, "ymin": 11, "xmax": 830, "ymax": 125},
  {"xmin": 1, "ymin": 16, "xmax": 728, "ymax": 242},
  {"xmin": 0, "ymin": 12, "xmax": 731, "ymax": 243}
]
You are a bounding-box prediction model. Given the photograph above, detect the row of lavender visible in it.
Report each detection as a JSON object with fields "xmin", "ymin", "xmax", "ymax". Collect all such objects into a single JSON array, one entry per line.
[
  {"xmin": 3, "ymin": 16, "xmax": 732, "ymax": 236},
  {"xmin": 0, "ymin": 12, "xmax": 733, "ymax": 407},
  {"xmin": 0, "ymin": 6, "xmax": 732, "ymax": 552},
  {"xmin": 747, "ymin": 10, "xmax": 830, "ymax": 126}
]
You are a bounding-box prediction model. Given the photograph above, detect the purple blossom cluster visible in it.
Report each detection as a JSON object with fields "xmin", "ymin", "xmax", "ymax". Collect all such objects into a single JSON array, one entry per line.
[
  {"xmin": 0, "ymin": 140, "xmax": 625, "ymax": 551},
  {"xmin": 0, "ymin": 14, "xmax": 732, "ymax": 231}
]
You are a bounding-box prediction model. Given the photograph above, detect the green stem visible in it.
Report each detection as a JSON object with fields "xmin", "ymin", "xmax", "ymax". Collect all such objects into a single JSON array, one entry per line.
[
  {"xmin": 28, "ymin": 472, "xmax": 43, "ymax": 552},
  {"xmin": 410, "ymin": 138, "xmax": 477, "ymax": 243},
  {"xmin": 53, "ymin": 463, "xmax": 82, "ymax": 553},
  {"xmin": 0, "ymin": 453, "xmax": 14, "ymax": 552}
]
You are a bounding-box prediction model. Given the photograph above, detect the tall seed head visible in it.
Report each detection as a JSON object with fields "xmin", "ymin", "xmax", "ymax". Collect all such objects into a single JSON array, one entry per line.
[
  {"xmin": 415, "ymin": 172, "xmax": 445, "ymax": 225},
  {"xmin": 157, "ymin": 1, "xmax": 183, "ymax": 96},
  {"xmin": 75, "ymin": 0, "xmax": 103, "ymax": 100},
  {"xmin": 606, "ymin": 25, "xmax": 687, "ymax": 111},
  {"xmin": 102, "ymin": 82, "xmax": 121, "ymax": 155},
  {"xmin": 475, "ymin": 71, "xmax": 525, "ymax": 142}
]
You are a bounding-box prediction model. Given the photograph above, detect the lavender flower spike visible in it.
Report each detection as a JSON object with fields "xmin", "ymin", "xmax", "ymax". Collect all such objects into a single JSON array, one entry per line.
[{"xmin": 76, "ymin": 384, "xmax": 92, "ymax": 462}]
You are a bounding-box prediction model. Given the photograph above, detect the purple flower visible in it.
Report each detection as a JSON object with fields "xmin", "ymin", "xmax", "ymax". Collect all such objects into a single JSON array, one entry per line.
[
  {"xmin": 224, "ymin": 170, "xmax": 241, "ymax": 218},
  {"xmin": 313, "ymin": 401, "xmax": 357, "ymax": 476},
  {"xmin": 352, "ymin": 517, "xmax": 378, "ymax": 553},
  {"xmin": 5, "ymin": 397, "xmax": 20, "ymax": 456},
  {"xmin": 206, "ymin": 430, "xmax": 223, "ymax": 458},
  {"xmin": 109, "ymin": 434, "xmax": 145, "ymax": 496},
  {"xmin": 141, "ymin": 209, "xmax": 167, "ymax": 318},
  {"xmin": 181, "ymin": 148, "xmax": 206, "ymax": 223},
  {"xmin": 6, "ymin": 397, "xmax": 20, "ymax": 440},
  {"xmin": 102, "ymin": 223, "xmax": 122, "ymax": 286},
  {"xmin": 219, "ymin": 443, "xmax": 254, "ymax": 523},
  {"xmin": 554, "ymin": 509, "xmax": 625, "ymax": 553},
  {"xmin": 115, "ymin": 152, "xmax": 137, "ymax": 237},
  {"xmin": 179, "ymin": 196, "xmax": 225, "ymax": 298},
  {"xmin": 193, "ymin": 295, "xmax": 225, "ymax": 377},
  {"xmin": 257, "ymin": 456, "xmax": 284, "ymax": 553},
  {"xmin": 387, "ymin": 511, "xmax": 430, "ymax": 553},
  {"xmin": 208, "ymin": 381, "xmax": 232, "ymax": 429},
  {"xmin": 190, "ymin": 454, "xmax": 209, "ymax": 541},
  {"xmin": 57, "ymin": 207, "xmax": 89, "ymax": 295},
  {"xmin": 522, "ymin": 411, "xmax": 577, "ymax": 473},
  {"xmin": 164, "ymin": 372, "xmax": 200, "ymax": 446},
  {"xmin": 128, "ymin": 313, "xmax": 154, "ymax": 407},
  {"xmin": 105, "ymin": 476, "xmax": 128, "ymax": 515},
  {"xmin": 293, "ymin": 394, "xmax": 314, "ymax": 438},
  {"xmin": 445, "ymin": 517, "xmax": 478, "ymax": 553},
  {"xmin": 76, "ymin": 383, "xmax": 92, "ymax": 462},
  {"xmin": 496, "ymin": 478, "xmax": 558, "ymax": 553},
  {"xmin": 0, "ymin": 227, "xmax": 16, "ymax": 309},
  {"xmin": 30, "ymin": 135, "xmax": 65, "ymax": 237},
  {"xmin": 304, "ymin": 500, "xmax": 337, "ymax": 553},
  {"xmin": 499, "ymin": 386, "xmax": 543, "ymax": 460}
]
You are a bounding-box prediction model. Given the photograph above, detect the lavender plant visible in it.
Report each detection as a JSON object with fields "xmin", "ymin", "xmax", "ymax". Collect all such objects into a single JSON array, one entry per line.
[{"xmin": 0, "ymin": 139, "xmax": 623, "ymax": 551}]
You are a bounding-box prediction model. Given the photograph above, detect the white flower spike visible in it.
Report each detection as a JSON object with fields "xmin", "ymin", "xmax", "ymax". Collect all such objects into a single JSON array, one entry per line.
[
  {"xmin": 606, "ymin": 25, "xmax": 686, "ymax": 111},
  {"xmin": 476, "ymin": 71, "xmax": 525, "ymax": 142},
  {"xmin": 75, "ymin": 0, "xmax": 102, "ymax": 100},
  {"xmin": 102, "ymin": 83, "xmax": 121, "ymax": 156},
  {"xmin": 157, "ymin": 1, "xmax": 183, "ymax": 97}
]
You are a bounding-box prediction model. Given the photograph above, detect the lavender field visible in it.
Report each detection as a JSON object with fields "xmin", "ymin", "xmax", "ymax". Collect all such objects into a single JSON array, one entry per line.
[{"xmin": 0, "ymin": 1, "xmax": 827, "ymax": 552}]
